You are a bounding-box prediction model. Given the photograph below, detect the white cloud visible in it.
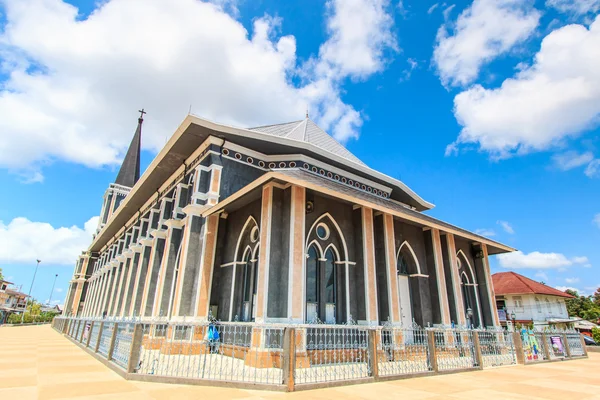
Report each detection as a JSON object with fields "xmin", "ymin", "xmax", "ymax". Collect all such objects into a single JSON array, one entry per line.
[
  {"xmin": 0, "ymin": 216, "xmax": 98, "ymax": 265},
  {"xmin": 55, "ymin": 288, "xmax": 63, "ymax": 293},
  {"xmin": 565, "ymin": 277, "xmax": 580, "ymax": 284},
  {"xmin": 433, "ymin": 0, "xmax": 540, "ymax": 87},
  {"xmin": 475, "ymin": 228, "xmax": 496, "ymax": 237},
  {"xmin": 552, "ymin": 151, "xmax": 594, "ymax": 170},
  {"xmin": 497, "ymin": 220, "xmax": 515, "ymax": 234},
  {"xmin": 554, "ymin": 285, "xmax": 581, "ymax": 293},
  {"xmin": 546, "ymin": 0, "xmax": 600, "ymax": 15},
  {"xmin": 0, "ymin": 0, "xmax": 397, "ymax": 178},
  {"xmin": 497, "ymin": 250, "xmax": 589, "ymax": 269},
  {"xmin": 585, "ymin": 159, "xmax": 600, "ymax": 178},
  {"xmin": 535, "ymin": 271, "xmax": 549, "ymax": 281},
  {"xmin": 428, "ymin": 3, "xmax": 439, "ymax": 14},
  {"xmin": 593, "ymin": 213, "xmax": 600, "ymax": 228},
  {"xmin": 450, "ymin": 16, "xmax": 600, "ymax": 158}
]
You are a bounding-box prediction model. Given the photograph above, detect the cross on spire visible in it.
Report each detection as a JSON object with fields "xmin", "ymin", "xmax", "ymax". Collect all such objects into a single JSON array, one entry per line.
[{"xmin": 138, "ymin": 108, "xmax": 146, "ymax": 120}]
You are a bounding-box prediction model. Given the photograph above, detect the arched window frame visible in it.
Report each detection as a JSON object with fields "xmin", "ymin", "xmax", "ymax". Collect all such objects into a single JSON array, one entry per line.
[{"xmin": 396, "ymin": 241, "xmax": 422, "ymax": 276}]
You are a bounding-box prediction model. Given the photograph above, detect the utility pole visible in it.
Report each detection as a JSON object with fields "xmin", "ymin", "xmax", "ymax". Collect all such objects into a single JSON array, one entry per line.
[
  {"xmin": 47, "ymin": 274, "xmax": 58, "ymax": 306},
  {"xmin": 22, "ymin": 259, "xmax": 41, "ymax": 324}
]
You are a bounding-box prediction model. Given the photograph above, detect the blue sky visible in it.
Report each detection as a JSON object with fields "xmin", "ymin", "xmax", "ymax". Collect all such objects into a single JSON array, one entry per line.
[{"xmin": 0, "ymin": 0, "xmax": 599, "ymax": 306}]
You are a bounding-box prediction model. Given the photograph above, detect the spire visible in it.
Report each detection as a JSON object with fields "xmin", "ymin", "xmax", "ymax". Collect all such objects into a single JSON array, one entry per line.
[{"xmin": 114, "ymin": 110, "xmax": 144, "ymax": 188}]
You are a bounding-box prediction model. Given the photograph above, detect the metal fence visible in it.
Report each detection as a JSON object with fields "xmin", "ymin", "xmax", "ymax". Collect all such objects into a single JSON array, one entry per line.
[
  {"xmin": 294, "ymin": 325, "xmax": 371, "ymax": 384},
  {"xmin": 112, "ymin": 323, "xmax": 134, "ymax": 368},
  {"xmin": 478, "ymin": 330, "xmax": 516, "ymax": 367},
  {"xmin": 379, "ymin": 326, "xmax": 431, "ymax": 376},
  {"xmin": 51, "ymin": 317, "xmax": 588, "ymax": 391},
  {"xmin": 566, "ymin": 332, "xmax": 585, "ymax": 356},
  {"xmin": 135, "ymin": 322, "xmax": 284, "ymax": 385},
  {"xmin": 98, "ymin": 322, "xmax": 114, "ymax": 357},
  {"xmin": 433, "ymin": 328, "xmax": 476, "ymax": 371}
]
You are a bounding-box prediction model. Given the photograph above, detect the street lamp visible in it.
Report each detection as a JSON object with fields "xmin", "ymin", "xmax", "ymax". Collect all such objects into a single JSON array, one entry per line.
[
  {"xmin": 22, "ymin": 259, "xmax": 41, "ymax": 324},
  {"xmin": 47, "ymin": 274, "xmax": 58, "ymax": 306}
]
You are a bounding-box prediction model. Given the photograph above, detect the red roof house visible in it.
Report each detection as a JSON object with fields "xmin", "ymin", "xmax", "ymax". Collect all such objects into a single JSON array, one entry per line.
[{"xmin": 492, "ymin": 271, "xmax": 574, "ymax": 298}]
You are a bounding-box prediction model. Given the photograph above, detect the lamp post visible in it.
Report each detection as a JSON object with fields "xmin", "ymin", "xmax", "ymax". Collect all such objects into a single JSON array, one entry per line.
[
  {"xmin": 47, "ymin": 274, "xmax": 58, "ymax": 306},
  {"xmin": 22, "ymin": 259, "xmax": 41, "ymax": 324}
]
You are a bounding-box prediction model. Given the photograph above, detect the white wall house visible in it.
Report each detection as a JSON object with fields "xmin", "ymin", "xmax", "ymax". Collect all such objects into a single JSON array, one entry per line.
[{"xmin": 492, "ymin": 272, "xmax": 576, "ymax": 328}]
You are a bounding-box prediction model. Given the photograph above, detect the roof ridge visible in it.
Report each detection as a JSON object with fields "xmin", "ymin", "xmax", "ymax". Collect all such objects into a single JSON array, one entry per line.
[
  {"xmin": 249, "ymin": 120, "xmax": 303, "ymax": 130},
  {"xmin": 302, "ymin": 118, "xmax": 309, "ymax": 141}
]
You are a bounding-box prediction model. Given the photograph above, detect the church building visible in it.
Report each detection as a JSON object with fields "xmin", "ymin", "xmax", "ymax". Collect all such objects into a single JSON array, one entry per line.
[{"xmin": 64, "ymin": 112, "xmax": 514, "ymax": 329}]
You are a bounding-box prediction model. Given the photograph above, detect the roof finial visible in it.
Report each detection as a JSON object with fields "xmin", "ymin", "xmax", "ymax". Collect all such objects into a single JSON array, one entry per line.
[
  {"xmin": 306, "ymin": 107, "xmax": 309, "ymax": 119},
  {"xmin": 138, "ymin": 108, "xmax": 146, "ymax": 122}
]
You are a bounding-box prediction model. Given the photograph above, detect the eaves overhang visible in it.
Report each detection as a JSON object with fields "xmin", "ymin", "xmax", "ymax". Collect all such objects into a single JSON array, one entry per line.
[{"xmin": 89, "ymin": 114, "xmax": 434, "ymax": 253}]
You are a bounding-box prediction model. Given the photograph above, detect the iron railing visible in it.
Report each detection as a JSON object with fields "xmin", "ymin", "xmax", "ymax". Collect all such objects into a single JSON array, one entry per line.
[
  {"xmin": 51, "ymin": 317, "xmax": 588, "ymax": 391},
  {"xmin": 379, "ymin": 326, "xmax": 431, "ymax": 376},
  {"xmin": 478, "ymin": 330, "xmax": 516, "ymax": 367}
]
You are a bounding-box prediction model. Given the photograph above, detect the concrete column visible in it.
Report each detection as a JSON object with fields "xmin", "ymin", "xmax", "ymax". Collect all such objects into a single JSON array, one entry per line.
[
  {"xmin": 383, "ymin": 213, "xmax": 401, "ymax": 323},
  {"xmin": 431, "ymin": 228, "xmax": 452, "ymax": 325},
  {"xmin": 90, "ymin": 275, "xmax": 103, "ymax": 317},
  {"xmin": 140, "ymin": 238, "xmax": 165, "ymax": 317},
  {"xmin": 152, "ymin": 231, "xmax": 173, "ymax": 317},
  {"xmin": 446, "ymin": 233, "xmax": 466, "ymax": 326},
  {"xmin": 194, "ymin": 214, "xmax": 220, "ymax": 319},
  {"xmin": 119, "ymin": 256, "xmax": 137, "ymax": 317},
  {"xmin": 128, "ymin": 249, "xmax": 149, "ymax": 317},
  {"xmin": 94, "ymin": 273, "xmax": 108, "ymax": 316},
  {"xmin": 361, "ymin": 207, "xmax": 379, "ymax": 325},
  {"xmin": 513, "ymin": 331, "xmax": 525, "ymax": 364},
  {"xmin": 480, "ymin": 244, "xmax": 500, "ymax": 327},
  {"xmin": 107, "ymin": 263, "xmax": 123, "ymax": 316},
  {"xmin": 83, "ymin": 279, "xmax": 97, "ymax": 317},
  {"xmin": 254, "ymin": 185, "xmax": 273, "ymax": 323},
  {"xmin": 287, "ymin": 185, "xmax": 306, "ymax": 323},
  {"xmin": 102, "ymin": 267, "xmax": 118, "ymax": 316},
  {"xmin": 113, "ymin": 261, "xmax": 130, "ymax": 316},
  {"xmin": 71, "ymin": 280, "xmax": 86, "ymax": 316}
]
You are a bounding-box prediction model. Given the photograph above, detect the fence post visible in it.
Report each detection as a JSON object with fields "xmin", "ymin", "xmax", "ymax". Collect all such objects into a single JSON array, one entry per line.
[
  {"xmin": 282, "ymin": 327, "xmax": 296, "ymax": 391},
  {"xmin": 472, "ymin": 331, "xmax": 483, "ymax": 369},
  {"xmin": 512, "ymin": 331, "xmax": 525, "ymax": 365},
  {"xmin": 95, "ymin": 322, "xmax": 104, "ymax": 353},
  {"xmin": 86, "ymin": 322, "xmax": 94, "ymax": 348},
  {"xmin": 107, "ymin": 323, "xmax": 119, "ymax": 361},
  {"xmin": 541, "ymin": 333, "xmax": 551, "ymax": 360},
  {"xmin": 79, "ymin": 320, "xmax": 87, "ymax": 343},
  {"xmin": 580, "ymin": 334, "xmax": 589, "ymax": 357},
  {"xmin": 127, "ymin": 323, "xmax": 144, "ymax": 373},
  {"xmin": 427, "ymin": 330, "xmax": 438, "ymax": 372},
  {"xmin": 368, "ymin": 329, "xmax": 379, "ymax": 379},
  {"xmin": 562, "ymin": 334, "xmax": 571, "ymax": 358}
]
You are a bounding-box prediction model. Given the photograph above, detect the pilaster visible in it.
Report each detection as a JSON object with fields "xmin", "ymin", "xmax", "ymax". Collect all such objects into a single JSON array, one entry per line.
[
  {"xmin": 254, "ymin": 185, "xmax": 273, "ymax": 323},
  {"xmin": 194, "ymin": 214, "xmax": 220, "ymax": 319},
  {"xmin": 383, "ymin": 213, "xmax": 401, "ymax": 323},
  {"xmin": 481, "ymin": 244, "xmax": 500, "ymax": 327},
  {"xmin": 431, "ymin": 228, "xmax": 451, "ymax": 325},
  {"xmin": 446, "ymin": 233, "xmax": 466, "ymax": 326},
  {"xmin": 361, "ymin": 207, "xmax": 379, "ymax": 325},
  {"xmin": 287, "ymin": 185, "xmax": 306, "ymax": 323}
]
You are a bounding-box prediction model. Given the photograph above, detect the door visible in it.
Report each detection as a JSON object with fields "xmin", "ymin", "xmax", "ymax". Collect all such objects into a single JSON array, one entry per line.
[{"xmin": 397, "ymin": 275, "xmax": 412, "ymax": 328}]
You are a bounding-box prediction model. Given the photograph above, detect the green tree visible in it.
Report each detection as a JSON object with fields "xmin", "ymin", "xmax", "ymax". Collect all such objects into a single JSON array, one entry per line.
[
  {"xmin": 565, "ymin": 289, "xmax": 600, "ymax": 321},
  {"xmin": 592, "ymin": 327, "xmax": 600, "ymax": 344},
  {"xmin": 0, "ymin": 267, "xmax": 4, "ymax": 281},
  {"xmin": 594, "ymin": 288, "xmax": 600, "ymax": 306}
]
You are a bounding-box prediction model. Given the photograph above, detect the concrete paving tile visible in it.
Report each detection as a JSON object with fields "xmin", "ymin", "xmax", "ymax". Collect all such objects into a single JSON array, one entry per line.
[
  {"xmin": 0, "ymin": 374, "xmax": 37, "ymax": 388},
  {"xmin": 0, "ymin": 385, "xmax": 38, "ymax": 400},
  {"xmin": 38, "ymin": 380, "xmax": 140, "ymax": 400}
]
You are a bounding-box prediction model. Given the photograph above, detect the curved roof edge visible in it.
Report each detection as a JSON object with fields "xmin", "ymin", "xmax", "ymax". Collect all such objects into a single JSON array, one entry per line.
[{"xmin": 187, "ymin": 114, "xmax": 435, "ymax": 211}]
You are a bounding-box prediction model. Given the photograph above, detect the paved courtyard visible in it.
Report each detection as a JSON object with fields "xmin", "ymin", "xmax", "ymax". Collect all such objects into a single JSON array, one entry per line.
[{"xmin": 1, "ymin": 325, "xmax": 599, "ymax": 400}]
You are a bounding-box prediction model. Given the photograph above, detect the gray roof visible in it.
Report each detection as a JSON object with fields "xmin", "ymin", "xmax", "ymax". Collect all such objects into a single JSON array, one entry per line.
[
  {"xmin": 248, "ymin": 118, "xmax": 366, "ymax": 166},
  {"xmin": 115, "ymin": 117, "xmax": 142, "ymax": 188},
  {"xmin": 272, "ymin": 169, "xmax": 513, "ymax": 254}
]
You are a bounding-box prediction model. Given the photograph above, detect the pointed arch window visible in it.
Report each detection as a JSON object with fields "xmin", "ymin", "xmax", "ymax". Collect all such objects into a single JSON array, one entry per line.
[
  {"xmin": 397, "ymin": 253, "xmax": 409, "ymax": 275},
  {"xmin": 306, "ymin": 246, "xmax": 319, "ymax": 322}
]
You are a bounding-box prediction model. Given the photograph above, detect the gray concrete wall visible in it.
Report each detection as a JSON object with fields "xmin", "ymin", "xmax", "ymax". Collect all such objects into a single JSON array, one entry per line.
[
  {"xmin": 440, "ymin": 234, "xmax": 458, "ymax": 324},
  {"xmin": 157, "ymin": 228, "xmax": 183, "ymax": 317},
  {"xmin": 423, "ymin": 230, "xmax": 440, "ymax": 326},
  {"xmin": 266, "ymin": 187, "xmax": 290, "ymax": 319},
  {"xmin": 132, "ymin": 247, "xmax": 151, "ymax": 316},
  {"xmin": 373, "ymin": 214, "xmax": 390, "ymax": 323},
  {"xmin": 177, "ymin": 216, "xmax": 204, "ymax": 317}
]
